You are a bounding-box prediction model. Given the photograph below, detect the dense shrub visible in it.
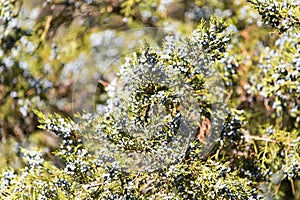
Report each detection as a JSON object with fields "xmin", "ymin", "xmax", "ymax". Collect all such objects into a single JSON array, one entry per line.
[{"xmin": 0, "ymin": 0, "xmax": 299, "ymax": 199}]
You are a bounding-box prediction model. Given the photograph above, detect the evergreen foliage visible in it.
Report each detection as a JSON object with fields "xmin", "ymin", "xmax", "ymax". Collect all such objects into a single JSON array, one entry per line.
[{"xmin": 0, "ymin": 0, "xmax": 299, "ymax": 199}]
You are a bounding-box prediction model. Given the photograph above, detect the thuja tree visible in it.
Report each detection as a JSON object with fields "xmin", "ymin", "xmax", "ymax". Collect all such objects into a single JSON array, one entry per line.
[
  {"xmin": 1, "ymin": 16, "xmax": 260, "ymax": 199},
  {"xmin": 0, "ymin": 0, "xmax": 299, "ymax": 200}
]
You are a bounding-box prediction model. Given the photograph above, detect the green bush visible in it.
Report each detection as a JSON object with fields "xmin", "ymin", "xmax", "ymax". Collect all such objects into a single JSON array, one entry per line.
[{"xmin": 0, "ymin": 0, "xmax": 299, "ymax": 199}]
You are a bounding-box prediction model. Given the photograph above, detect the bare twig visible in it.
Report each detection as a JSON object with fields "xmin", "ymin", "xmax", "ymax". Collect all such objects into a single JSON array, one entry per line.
[
  {"xmin": 242, "ymin": 135, "xmax": 295, "ymax": 147},
  {"xmin": 41, "ymin": 15, "xmax": 53, "ymax": 41}
]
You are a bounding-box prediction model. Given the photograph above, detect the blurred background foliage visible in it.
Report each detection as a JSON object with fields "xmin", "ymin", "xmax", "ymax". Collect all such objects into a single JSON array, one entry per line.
[{"xmin": 0, "ymin": 0, "xmax": 299, "ymax": 199}]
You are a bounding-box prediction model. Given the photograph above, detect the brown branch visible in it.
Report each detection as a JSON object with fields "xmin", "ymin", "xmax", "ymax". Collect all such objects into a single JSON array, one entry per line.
[
  {"xmin": 41, "ymin": 15, "xmax": 53, "ymax": 41},
  {"xmin": 242, "ymin": 135, "xmax": 295, "ymax": 147}
]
